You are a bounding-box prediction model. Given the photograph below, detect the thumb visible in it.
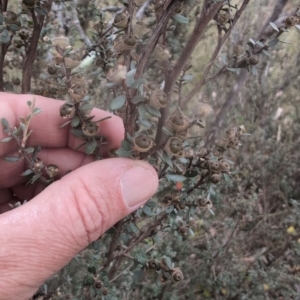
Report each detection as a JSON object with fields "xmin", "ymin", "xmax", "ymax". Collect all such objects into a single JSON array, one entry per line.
[{"xmin": 0, "ymin": 158, "xmax": 158, "ymax": 300}]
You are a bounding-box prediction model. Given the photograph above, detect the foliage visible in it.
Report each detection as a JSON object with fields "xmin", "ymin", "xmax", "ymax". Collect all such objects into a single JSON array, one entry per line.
[{"xmin": 1, "ymin": 0, "xmax": 300, "ymax": 299}]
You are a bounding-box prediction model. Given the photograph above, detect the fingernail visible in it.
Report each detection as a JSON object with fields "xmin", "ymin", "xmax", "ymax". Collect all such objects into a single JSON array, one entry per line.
[{"xmin": 121, "ymin": 163, "xmax": 158, "ymax": 208}]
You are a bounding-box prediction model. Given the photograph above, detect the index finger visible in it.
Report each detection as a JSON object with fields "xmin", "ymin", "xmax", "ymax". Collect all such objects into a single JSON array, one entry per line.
[{"xmin": 0, "ymin": 92, "xmax": 124, "ymax": 156}]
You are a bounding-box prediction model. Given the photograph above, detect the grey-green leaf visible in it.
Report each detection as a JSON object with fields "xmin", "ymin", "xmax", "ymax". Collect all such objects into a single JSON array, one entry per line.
[
  {"xmin": 145, "ymin": 104, "xmax": 161, "ymax": 118},
  {"xmin": 0, "ymin": 136, "xmax": 13, "ymax": 143},
  {"xmin": 110, "ymin": 95, "xmax": 126, "ymax": 111},
  {"xmin": 4, "ymin": 156, "xmax": 20, "ymax": 162},
  {"xmin": 166, "ymin": 174, "xmax": 186, "ymax": 182},
  {"xmin": 85, "ymin": 139, "xmax": 97, "ymax": 154},
  {"xmin": 172, "ymin": 14, "xmax": 189, "ymax": 24}
]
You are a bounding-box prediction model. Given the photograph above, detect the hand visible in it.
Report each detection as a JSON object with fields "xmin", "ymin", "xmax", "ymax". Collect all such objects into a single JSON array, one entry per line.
[{"xmin": 0, "ymin": 93, "xmax": 158, "ymax": 300}]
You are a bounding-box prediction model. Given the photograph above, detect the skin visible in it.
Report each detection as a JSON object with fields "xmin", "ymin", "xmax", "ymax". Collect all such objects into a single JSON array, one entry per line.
[{"xmin": 0, "ymin": 93, "xmax": 158, "ymax": 300}]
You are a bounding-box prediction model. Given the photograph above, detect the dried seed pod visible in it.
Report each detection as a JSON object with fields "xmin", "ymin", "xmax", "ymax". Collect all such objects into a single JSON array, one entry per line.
[
  {"xmin": 150, "ymin": 89, "xmax": 168, "ymax": 108},
  {"xmin": 52, "ymin": 36, "xmax": 70, "ymax": 50},
  {"xmin": 102, "ymin": 287, "xmax": 109, "ymax": 296},
  {"xmin": 233, "ymin": 44, "xmax": 244, "ymax": 57},
  {"xmin": 33, "ymin": 86, "xmax": 44, "ymax": 95},
  {"xmin": 47, "ymin": 64, "xmax": 57, "ymax": 75},
  {"xmin": 170, "ymin": 190, "xmax": 182, "ymax": 201},
  {"xmin": 178, "ymin": 225, "xmax": 188, "ymax": 236},
  {"xmin": 82, "ymin": 122, "xmax": 99, "ymax": 137},
  {"xmin": 64, "ymin": 58, "xmax": 80, "ymax": 69},
  {"xmin": 153, "ymin": 44, "xmax": 171, "ymax": 62},
  {"xmin": 114, "ymin": 13, "xmax": 128, "ymax": 28},
  {"xmin": 165, "ymin": 137, "xmax": 183, "ymax": 157},
  {"xmin": 208, "ymin": 160, "xmax": 219, "ymax": 172},
  {"xmin": 94, "ymin": 280, "xmax": 103, "ymax": 289},
  {"xmin": 171, "ymin": 268, "xmax": 184, "ymax": 282},
  {"xmin": 32, "ymin": 158, "xmax": 44, "ymax": 172},
  {"xmin": 196, "ymin": 147, "xmax": 208, "ymax": 158},
  {"xmin": 3, "ymin": 11, "xmax": 18, "ymax": 25},
  {"xmin": 225, "ymin": 127, "xmax": 238, "ymax": 139},
  {"xmin": 197, "ymin": 102, "xmax": 213, "ymax": 118},
  {"xmin": 248, "ymin": 55, "xmax": 259, "ymax": 65},
  {"xmin": 14, "ymin": 39, "xmax": 24, "ymax": 48},
  {"xmin": 147, "ymin": 259, "xmax": 158, "ymax": 270},
  {"xmin": 19, "ymin": 28, "xmax": 29, "ymax": 40},
  {"xmin": 169, "ymin": 114, "xmax": 190, "ymax": 133},
  {"xmin": 133, "ymin": 22, "xmax": 149, "ymax": 38},
  {"xmin": 175, "ymin": 201, "xmax": 186, "ymax": 210},
  {"xmin": 216, "ymin": 10, "xmax": 230, "ymax": 24},
  {"xmin": 106, "ymin": 64, "xmax": 127, "ymax": 83},
  {"xmin": 70, "ymin": 76, "xmax": 86, "ymax": 88},
  {"xmin": 210, "ymin": 173, "xmax": 222, "ymax": 184},
  {"xmin": 12, "ymin": 76, "xmax": 20, "ymax": 86},
  {"xmin": 45, "ymin": 164, "xmax": 59, "ymax": 178},
  {"xmin": 198, "ymin": 198, "xmax": 212, "ymax": 209},
  {"xmin": 114, "ymin": 35, "xmax": 136, "ymax": 52},
  {"xmin": 285, "ymin": 16, "xmax": 297, "ymax": 28},
  {"xmin": 133, "ymin": 134, "xmax": 154, "ymax": 152},
  {"xmin": 69, "ymin": 86, "xmax": 88, "ymax": 102},
  {"xmin": 227, "ymin": 137, "xmax": 239, "ymax": 149},
  {"xmin": 144, "ymin": 82, "xmax": 158, "ymax": 94},
  {"xmin": 219, "ymin": 159, "xmax": 230, "ymax": 173},
  {"xmin": 60, "ymin": 103, "xmax": 75, "ymax": 118}
]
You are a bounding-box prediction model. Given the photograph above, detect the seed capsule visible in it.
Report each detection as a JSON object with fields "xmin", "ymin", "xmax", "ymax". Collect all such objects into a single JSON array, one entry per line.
[
  {"xmin": 60, "ymin": 103, "xmax": 75, "ymax": 119},
  {"xmin": 171, "ymin": 268, "xmax": 184, "ymax": 282},
  {"xmin": 82, "ymin": 122, "xmax": 99, "ymax": 137}
]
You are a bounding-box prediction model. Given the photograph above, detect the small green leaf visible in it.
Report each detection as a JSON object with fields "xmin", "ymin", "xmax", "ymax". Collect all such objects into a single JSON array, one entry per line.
[
  {"xmin": 138, "ymin": 118, "xmax": 152, "ymax": 128},
  {"xmin": 32, "ymin": 107, "xmax": 42, "ymax": 115},
  {"xmin": 87, "ymin": 266, "xmax": 97, "ymax": 275},
  {"xmin": 59, "ymin": 120, "xmax": 72, "ymax": 128},
  {"xmin": 0, "ymin": 136, "xmax": 13, "ymax": 143},
  {"xmin": 143, "ymin": 205, "xmax": 154, "ymax": 216},
  {"xmin": 34, "ymin": 6, "xmax": 47, "ymax": 15},
  {"xmin": 27, "ymin": 100, "xmax": 32, "ymax": 108},
  {"xmin": 132, "ymin": 268, "xmax": 144, "ymax": 283},
  {"xmin": 85, "ymin": 139, "xmax": 97, "ymax": 154},
  {"xmin": 262, "ymin": 49, "xmax": 271, "ymax": 57},
  {"xmin": 21, "ymin": 169, "xmax": 34, "ymax": 176},
  {"xmin": 130, "ymin": 78, "xmax": 146, "ymax": 89},
  {"xmin": 146, "ymin": 200, "xmax": 156, "ymax": 207},
  {"xmin": 25, "ymin": 173, "xmax": 41, "ymax": 185},
  {"xmin": 0, "ymin": 32, "xmax": 10, "ymax": 43},
  {"xmin": 268, "ymin": 38, "xmax": 279, "ymax": 47},
  {"xmin": 129, "ymin": 222, "xmax": 139, "ymax": 234},
  {"xmin": 163, "ymin": 256, "xmax": 172, "ymax": 268},
  {"xmin": 70, "ymin": 128, "xmax": 84, "ymax": 137},
  {"xmin": 165, "ymin": 205, "xmax": 174, "ymax": 214},
  {"xmin": 120, "ymin": 232, "xmax": 129, "ymax": 243},
  {"xmin": 115, "ymin": 148, "xmax": 133, "ymax": 157},
  {"xmin": 131, "ymin": 95, "xmax": 146, "ymax": 104},
  {"xmin": 121, "ymin": 140, "xmax": 132, "ymax": 151},
  {"xmin": 172, "ymin": 14, "xmax": 189, "ymax": 24},
  {"xmin": 25, "ymin": 147, "xmax": 35, "ymax": 153},
  {"xmin": 166, "ymin": 174, "xmax": 186, "ymax": 182},
  {"xmin": 71, "ymin": 116, "xmax": 80, "ymax": 127},
  {"xmin": 110, "ymin": 95, "xmax": 126, "ymax": 111},
  {"xmin": 223, "ymin": 173, "xmax": 231, "ymax": 182},
  {"xmin": 256, "ymin": 40, "xmax": 265, "ymax": 48},
  {"xmin": 4, "ymin": 156, "xmax": 20, "ymax": 162},
  {"xmin": 1, "ymin": 118, "xmax": 9, "ymax": 129},
  {"xmin": 182, "ymin": 74, "xmax": 193, "ymax": 81},
  {"xmin": 269, "ymin": 22, "xmax": 279, "ymax": 32},
  {"xmin": 145, "ymin": 104, "xmax": 161, "ymax": 118},
  {"xmin": 8, "ymin": 24, "xmax": 19, "ymax": 31}
]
